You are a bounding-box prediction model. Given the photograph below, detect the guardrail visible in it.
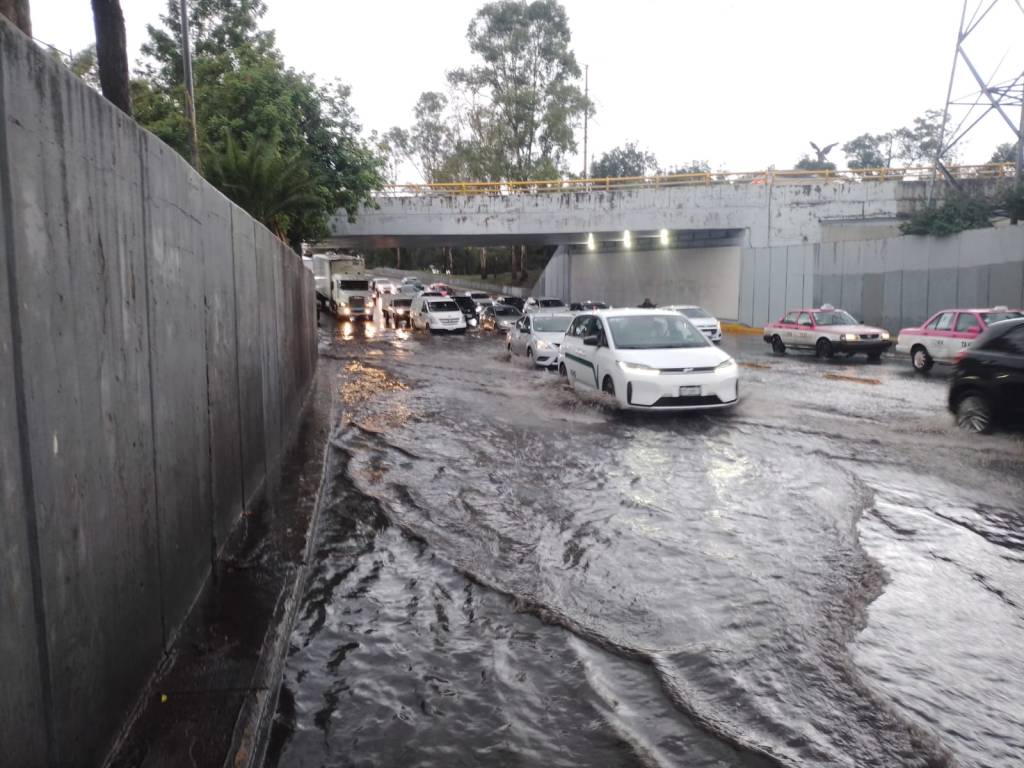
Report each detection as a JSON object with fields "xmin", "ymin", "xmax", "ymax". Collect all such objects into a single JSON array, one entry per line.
[{"xmin": 381, "ymin": 162, "xmax": 1018, "ymax": 197}]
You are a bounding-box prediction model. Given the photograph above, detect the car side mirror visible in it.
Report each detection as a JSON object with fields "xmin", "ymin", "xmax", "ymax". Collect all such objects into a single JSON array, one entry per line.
[{"xmin": 583, "ymin": 334, "xmax": 600, "ymax": 346}]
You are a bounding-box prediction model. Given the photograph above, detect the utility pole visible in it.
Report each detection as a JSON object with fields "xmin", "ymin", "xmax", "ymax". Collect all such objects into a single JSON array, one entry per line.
[
  {"xmin": 582, "ymin": 64, "xmax": 589, "ymax": 178},
  {"xmin": 1017, "ymin": 84, "xmax": 1024, "ymax": 186},
  {"xmin": 179, "ymin": 0, "xmax": 200, "ymax": 170}
]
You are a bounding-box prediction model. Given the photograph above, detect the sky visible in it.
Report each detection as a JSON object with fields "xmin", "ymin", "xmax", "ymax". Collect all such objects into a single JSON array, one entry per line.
[{"xmin": 28, "ymin": 0, "xmax": 1024, "ymax": 181}]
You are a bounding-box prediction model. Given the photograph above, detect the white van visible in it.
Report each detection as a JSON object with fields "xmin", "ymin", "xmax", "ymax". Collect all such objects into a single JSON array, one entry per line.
[{"xmin": 410, "ymin": 296, "xmax": 467, "ymax": 333}]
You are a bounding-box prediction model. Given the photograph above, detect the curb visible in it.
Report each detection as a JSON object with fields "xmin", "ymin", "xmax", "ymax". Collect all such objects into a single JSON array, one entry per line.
[{"xmin": 721, "ymin": 322, "xmax": 764, "ymax": 336}]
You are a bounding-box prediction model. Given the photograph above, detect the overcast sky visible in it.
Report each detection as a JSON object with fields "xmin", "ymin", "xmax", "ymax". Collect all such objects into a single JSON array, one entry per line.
[{"xmin": 29, "ymin": 0, "xmax": 1024, "ymax": 180}]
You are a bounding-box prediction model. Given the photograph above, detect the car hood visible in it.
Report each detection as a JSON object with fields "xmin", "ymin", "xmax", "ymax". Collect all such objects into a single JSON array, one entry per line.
[
  {"xmin": 687, "ymin": 318, "xmax": 720, "ymax": 327},
  {"xmin": 534, "ymin": 331, "xmax": 566, "ymax": 343},
  {"xmin": 614, "ymin": 345, "xmax": 730, "ymax": 369}
]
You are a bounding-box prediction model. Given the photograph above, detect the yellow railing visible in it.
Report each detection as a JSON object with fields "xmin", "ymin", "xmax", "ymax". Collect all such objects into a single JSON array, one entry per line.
[{"xmin": 381, "ymin": 162, "xmax": 1017, "ymax": 196}]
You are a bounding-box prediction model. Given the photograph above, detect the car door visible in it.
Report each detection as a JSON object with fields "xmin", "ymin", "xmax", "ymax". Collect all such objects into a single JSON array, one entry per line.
[
  {"xmin": 795, "ymin": 312, "xmax": 815, "ymax": 348},
  {"xmin": 930, "ymin": 311, "xmax": 957, "ymax": 360},
  {"xmin": 568, "ymin": 316, "xmax": 602, "ymax": 389},
  {"xmin": 511, "ymin": 315, "xmax": 530, "ymax": 355},
  {"xmin": 953, "ymin": 311, "xmax": 982, "ymax": 354},
  {"xmin": 562, "ymin": 315, "xmax": 588, "ymax": 384},
  {"xmin": 778, "ymin": 311, "xmax": 799, "ymax": 344}
]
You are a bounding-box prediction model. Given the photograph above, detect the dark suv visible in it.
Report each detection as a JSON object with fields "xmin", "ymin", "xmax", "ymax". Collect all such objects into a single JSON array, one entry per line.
[
  {"xmin": 452, "ymin": 296, "xmax": 480, "ymax": 328},
  {"xmin": 948, "ymin": 317, "xmax": 1024, "ymax": 433}
]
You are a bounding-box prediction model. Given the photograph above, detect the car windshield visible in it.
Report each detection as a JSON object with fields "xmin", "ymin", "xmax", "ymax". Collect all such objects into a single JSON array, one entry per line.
[
  {"xmin": 428, "ymin": 301, "xmax": 459, "ymax": 312},
  {"xmin": 533, "ymin": 315, "xmax": 573, "ymax": 332},
  {"xmin": 495, "ymin": 306, "xmax": 519, "ymax": 316},
  {"xmin": 981, "ymin": 311, "xmax": 1022, "ymax": 324},
  {"xmin": 607, "ymin": 315, "xmax": 710, "ymax": 349},
  {"xmin": 813, "ymin": 310, "xmax": 856, "ymax": 326},
  {"xmin": 471, "ymin": 293, "xmax": 490, "ymax": 300},
  {"xmin": 339, "ymin": 280, "xmax": 369, "ymax": 290},
  {"xmin": 539, "ymin": 299, "xmax": 565, "ymax": 307},
  {"xmin": 453, "ymin": 297, "xmax": 475, "ymax": 310},
  {"xmin": 679, "ymin": 307, "xmax": 712, "ymax": 319},
  {"xmin": 393, "ymin": 299, "xmax": 412, "ymax": 308}
]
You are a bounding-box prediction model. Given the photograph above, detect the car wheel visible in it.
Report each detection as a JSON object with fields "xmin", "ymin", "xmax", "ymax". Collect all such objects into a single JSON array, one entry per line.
[
  {"xmin": 526, "ymin": 347, "xmax": 533, "ymax": 361},
  {"xmin": 771, "ymin": 335, "xmax": 786, "ymax": 355},
  {"xmin": 956, "ymin": 394, "xmax": 993, "ymax": 434},
  {"xmin": 911, "ymin": 345, "xmax": 933, "ymax": 372},
  {"xmin": 816, "ymin": 338, "xmax": 834, "ymax": 359},
  {"xmin": 558, "ymin": 362, "xmax": 567, "ymax": 377},
  {"xmin": 602, "ymin": 376, "xmax": 616, "ymax": 396}
]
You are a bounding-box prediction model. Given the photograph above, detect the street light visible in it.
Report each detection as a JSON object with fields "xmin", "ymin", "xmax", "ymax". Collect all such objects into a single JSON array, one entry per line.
[
  {"xmin": 659, "ymin": 228, "xmax": 669, "ymax": 246},
  {"xmin": 623, "ymin": 230, "xmax": 632, "ymax": 248},
  {"xmin": 586, "ymin": 233, "xmax": 595, "ymax": 250}
]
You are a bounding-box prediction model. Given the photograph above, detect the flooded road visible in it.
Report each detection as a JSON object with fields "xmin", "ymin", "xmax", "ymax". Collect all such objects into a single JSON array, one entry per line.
[{"xmin": 266, "ymin": 316, "xmax": 1024, "ymax": 768}]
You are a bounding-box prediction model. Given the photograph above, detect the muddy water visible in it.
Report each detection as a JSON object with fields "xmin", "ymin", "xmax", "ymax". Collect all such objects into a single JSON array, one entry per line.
[{"xmin": 266, "ymin": 318, "xmax": 1024, "ymax": 768}]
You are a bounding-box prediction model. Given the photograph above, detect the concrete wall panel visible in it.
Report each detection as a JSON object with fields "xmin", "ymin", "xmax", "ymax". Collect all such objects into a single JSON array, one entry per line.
[
  {"xmin": 901, "ymin": 269, "xmax": 930, "ymax": 326},
  {"xmin": 927, "ymin": 268, "xmax": 959, "ymax": 313},
  {"xmin": 841, "ymin": 273, "xmax": 864, "ymax": 319},
  {"xmin": 255, "ymin": 227, "xmax": 283, "ymax": 471},
  {"xmin": 141, "ymin": 134, "xmax": 213, "ymax": 637},
  {"xmin": 768, "ymin": 247, "xmax": 788, "ymax": 321},
  {"xmin": 200, "ymin": 185, "xmax": 243, "ymax": 547},
  {"xmin": 861, "ymin": 273, "xmax": 884, "ymax": 326},
  {"xmin": 0, "ymin": 31, "xmax": 48, "ymax": 759},
  {"xmin": 1, "ymin": 28, "xmax": 163, "ymax": 764},
  {"xmin": 987, "ymin": 260, "xmax": 1024, "ymax": 309},
  {"xmin": 231, "ymin": 209, "xmax": 265, "ymax": 504},
  {"xmin": 738, "ymin": 248, "xmax": 756, "ymax": 325},
  {"xmin": 784, "ymin": 247, "xmax": 805, "ymax": 311},
  {"xmin": 882, "ymin": 270, "xmax": 904, "ymax": 331}
]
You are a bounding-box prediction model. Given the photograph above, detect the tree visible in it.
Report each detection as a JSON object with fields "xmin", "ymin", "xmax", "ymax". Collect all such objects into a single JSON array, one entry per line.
[
  {"xmin": 665, "ymin": 161, "xmax": 711, "ymax": 176},
  {"xmin": 990, "ymin": 142, "xmax": 1017, "ymax": 164},
  {"xmin": 203, "ymin": 131, "xmax": 322, "ymax": 240},
  {"xmin": 590, "ymin": 142, "xmax": 658, "ymax": 178},
  {"xmin": 900, "ymin": 193, "xmax": 992, "ymax": 236},
  {"xmin": 91, "ymin": 0, "xmax": 132, "ymax": 115},
  {"xmin": 0, "ymin": 0, "xmax": 31, "ymax": 35},
  {"xmin": 842, "ymin": 133, "xmax": 894, "ymax": 169},
  {"xmin": 134, "ymin": 0, "xmax": 383, "ymax": 247},
  {"xmin": 893, "ymin": 109, "xmax": 953, "ymax": 165},
  {"xmin": 794, "ymin": 156, "xmax": 836, "ymax": 172},
  {"xmin": 446, "ymin": 0, "xmax": 591, "ymax": 180}
]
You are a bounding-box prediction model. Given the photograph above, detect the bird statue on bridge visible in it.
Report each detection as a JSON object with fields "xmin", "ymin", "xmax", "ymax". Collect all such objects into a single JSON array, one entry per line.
[{"xmin": 809, "ymin": 141, "xmax": 838, "ymax": 163}]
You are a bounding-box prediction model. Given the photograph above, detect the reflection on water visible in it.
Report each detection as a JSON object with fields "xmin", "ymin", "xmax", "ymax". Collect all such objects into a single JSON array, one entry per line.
[{"xmin": 269, "ymin": 323, "xmax": 1024, "ymax": 768}]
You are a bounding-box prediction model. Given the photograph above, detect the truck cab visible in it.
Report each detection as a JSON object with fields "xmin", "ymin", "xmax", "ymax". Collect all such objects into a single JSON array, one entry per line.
[{"xmin": 331, "ymin": 274, "xmax": 373, "ymax": 320}]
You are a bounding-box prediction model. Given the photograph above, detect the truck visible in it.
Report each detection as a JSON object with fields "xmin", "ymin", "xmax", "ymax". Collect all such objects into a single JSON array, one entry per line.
[{"xmin": 308, "ymin": 252, "xmax": 374, "ymax": 320}]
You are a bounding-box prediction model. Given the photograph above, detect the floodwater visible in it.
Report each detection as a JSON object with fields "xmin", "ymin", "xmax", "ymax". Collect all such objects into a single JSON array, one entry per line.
[{"xmin": 265, "ymin": 314, "xmax": 1024, "ymax": 768}]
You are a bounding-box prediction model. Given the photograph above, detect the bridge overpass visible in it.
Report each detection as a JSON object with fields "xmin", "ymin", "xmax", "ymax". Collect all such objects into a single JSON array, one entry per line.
[{"xmin": 326, "ymin": 168, "xmax": 1019, "ymax": 328}]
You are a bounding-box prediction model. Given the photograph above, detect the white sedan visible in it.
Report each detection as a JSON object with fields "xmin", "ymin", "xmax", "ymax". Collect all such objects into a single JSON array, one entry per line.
[
  {"xmin": 663, "ymin": 304, "xmax": 723, "ymax": 343},
  {"xmin": 507, "ymin": 312, "xmax": 574, "ymax": 367},
  {"xmin": 558, "ymin": 309, "xmax": 739, "ymax": 410}
]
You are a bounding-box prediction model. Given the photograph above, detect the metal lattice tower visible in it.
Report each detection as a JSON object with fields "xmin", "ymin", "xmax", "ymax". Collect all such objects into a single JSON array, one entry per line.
[{"xmin": 933, "ymin": 0, "xmax": 1024, "ymax": 193}]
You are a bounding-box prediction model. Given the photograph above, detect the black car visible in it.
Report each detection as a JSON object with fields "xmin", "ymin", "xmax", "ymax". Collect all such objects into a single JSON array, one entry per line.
[
  {"xmin": 569, "ymin": 300, "xmax": 610, "ymax": 311},
  {"xmin": 948, "ymin": 317, "xmax": 1024, "ymax": 433},
  {"xmin": 452, "ymin": 296, "xmax": 481, "ymax": 328},
  {"xmin": 498, "ymin": 296, "xmax": 525, "ymax": 311}
]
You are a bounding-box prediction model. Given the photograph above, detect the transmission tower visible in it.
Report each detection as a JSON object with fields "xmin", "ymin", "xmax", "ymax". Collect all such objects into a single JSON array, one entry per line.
[{"xmin": 933, "ymin": 0, "xmax": 1024, "ymax": 194}]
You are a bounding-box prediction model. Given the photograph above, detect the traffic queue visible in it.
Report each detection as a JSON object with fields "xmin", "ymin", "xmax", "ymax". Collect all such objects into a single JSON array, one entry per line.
[{"xmin": 362, "ymin": 274, "xmax": 1023, "ymax": 434}]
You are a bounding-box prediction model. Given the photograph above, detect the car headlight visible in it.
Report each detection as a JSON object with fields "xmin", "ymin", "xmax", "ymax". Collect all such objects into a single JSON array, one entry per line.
[
  {"xmin": 535, "ymin": 340, "xmax": 552, "ymax": 351},
  {"xmin": 617, "ymin": 361, "xmax": 660, "ymax": 374},
  {"xmin": 339, "ymin": 301, "xmax": 348, "ymax": 308},
  {"xmin": 841, "ymin": 333, "xmax": 858, "ymax": 342},
  {"xmin": 880, "ymin": 331, "xmax": 890, "ymax": 340},
  {"xmin": 715, "ymin": 358, "xmax": 737, "ymax": 371}
]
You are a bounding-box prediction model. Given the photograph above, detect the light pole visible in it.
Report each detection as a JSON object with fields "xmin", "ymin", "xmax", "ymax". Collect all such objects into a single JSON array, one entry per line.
[{"xmin": 179, "ymin": 0, "xmax": 200, "ymax": 170}]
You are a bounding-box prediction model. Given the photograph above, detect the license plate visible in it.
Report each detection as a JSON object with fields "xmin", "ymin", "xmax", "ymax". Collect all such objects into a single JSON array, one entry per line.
[{"xmin": 679, "ymin": 386, "xmax": 701, "ymax": 397}]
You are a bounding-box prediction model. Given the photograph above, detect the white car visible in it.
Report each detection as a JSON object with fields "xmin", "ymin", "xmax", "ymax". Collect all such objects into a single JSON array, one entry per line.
[
  {"xmin": 524, "ymin": 296, "xmax": 568, "ymax": 313},
  {"xmin": 558, "ymin": 309, "xmax": 739, "ymax": 411},
  {"xmin": 464, "ymin": 291, "xmax": 494, "ymax": 310},
  {"xmin": 381, "ymin": 294, "xmax": 414, "ymax": 327},
  {"xmin": 507, "ymin": 312, "xmax": 574, "ymax": 367},
  {"xmin": 663, "ymin": 304, "xmax": 723, "ymax": 343},
  {"xmin": 409, "ymin": 296, "xmax": 467, "ymax": 333},
  {"xmin": 372, "ymin": 278, "xmax": 396, "ymax": 296}
]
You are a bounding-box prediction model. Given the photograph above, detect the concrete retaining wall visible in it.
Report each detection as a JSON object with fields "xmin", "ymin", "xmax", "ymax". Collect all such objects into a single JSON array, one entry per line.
[
  {"xmin": 537, "ymin": 244, "xmax": 743, "ymax": 320},
  {"xmin": 0, "ymin": 19, "xmax": 316, "ymax": 767}
]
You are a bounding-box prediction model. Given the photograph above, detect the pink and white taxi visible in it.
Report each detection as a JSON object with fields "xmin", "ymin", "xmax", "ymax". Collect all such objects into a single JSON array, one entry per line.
[
  {"xmin": 762, "ymin": 304, "xmax": 893, "ymax": 360},
  {"xmin": 896, "ymin": 306, "xmax": 1022, "ymax": 372}
]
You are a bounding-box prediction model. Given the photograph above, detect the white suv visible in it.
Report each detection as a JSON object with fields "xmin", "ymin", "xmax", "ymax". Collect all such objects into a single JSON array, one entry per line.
[
  {"xmin": 558, "ymin": 309, "xmax": 739, "ymax": 410},
  {"xmin": 410, "ymin": 296, "xmax": 467, "ymax": 333}
]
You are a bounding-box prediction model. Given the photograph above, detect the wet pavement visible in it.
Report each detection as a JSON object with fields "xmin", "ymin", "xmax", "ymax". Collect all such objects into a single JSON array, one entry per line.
[{"xmin": 265, "ymin": 314, "xmax": 1024, "ymax": 768}]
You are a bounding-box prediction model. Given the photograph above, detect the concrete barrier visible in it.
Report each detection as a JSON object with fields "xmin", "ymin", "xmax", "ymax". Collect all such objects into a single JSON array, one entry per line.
[{"xmin": 0, "ymin": 18, "xmax": 316, "ymax": 767}]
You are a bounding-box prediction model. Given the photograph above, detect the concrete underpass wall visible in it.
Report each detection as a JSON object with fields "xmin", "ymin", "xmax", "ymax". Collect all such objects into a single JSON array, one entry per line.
[
  {"xmin": 735, "ymin": 228, "xmax": 1024, "ymax": 329},
  {"xmin": 0, "ymin": 19, "xmax": 316, "ymax": 767},
  {"xmin": 537, "ymin": 245, "xmax": 742, "ymax": 319},
  {"xmin": 814, "ymin": 227, "xmax": 1024, "ymax": 331}
]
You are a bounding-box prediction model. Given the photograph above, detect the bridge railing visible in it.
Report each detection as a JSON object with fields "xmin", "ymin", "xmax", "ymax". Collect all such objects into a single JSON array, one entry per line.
[{"xmin": 380, "ymin": 162, "xmax": 1017, "ymax": 196}]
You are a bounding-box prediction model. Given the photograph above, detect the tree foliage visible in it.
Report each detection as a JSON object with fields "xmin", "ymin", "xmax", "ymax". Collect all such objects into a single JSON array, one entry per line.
[
  {"xmin": 892, "ymin": 109, "xmax": 950, "ymax": 165},
  {"xmin": 794, "ymin": 157, "xmax": 836, "ymax": 172},
  {"xmin": 388, "ymin": 0, "xmax": 591, "ymax": 183},
  {"xmin": 900, "ymin": 193, "xmax": 993, "ymax": 236},
  {"xmin": 990, "ymin": 142, "xmax": 1017, "ymax": 164},
  {"xmin": 842, "ymin": 132, "xmax": 893, "ymax": 169},
  {"xmin": 590, "ymin": 142, "xmax": 657, "ymax": 178},
  {"xmin": 133, "ymin": 0, "xmax": 383, "ymax": 247}
]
